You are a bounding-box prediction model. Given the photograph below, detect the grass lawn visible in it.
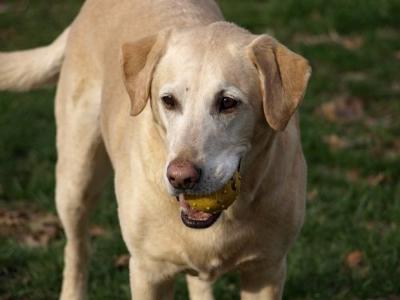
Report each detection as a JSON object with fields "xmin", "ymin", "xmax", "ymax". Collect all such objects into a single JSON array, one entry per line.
[{"xmin": 1, "ymin": 0, "xmax": 399, "ymax": 299}]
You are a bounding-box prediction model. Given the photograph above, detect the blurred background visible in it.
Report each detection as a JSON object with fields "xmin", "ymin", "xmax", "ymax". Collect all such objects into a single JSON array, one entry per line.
[{"xmin": 0, "ymin": 0, "xmax": 399, "ymax": 299}]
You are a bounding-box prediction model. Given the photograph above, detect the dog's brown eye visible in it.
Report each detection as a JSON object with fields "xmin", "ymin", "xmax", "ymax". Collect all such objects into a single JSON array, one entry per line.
[
  {"xmin": 161, "ymin": 95, "xmax": 176, "ymax": 110},
  {"xmin": 219, "ymin": 96, "xmax": 239, "ymax": 113}
]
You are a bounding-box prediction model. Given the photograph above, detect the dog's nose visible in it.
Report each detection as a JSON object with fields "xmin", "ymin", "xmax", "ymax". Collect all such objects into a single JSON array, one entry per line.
[{"xmin": 167, "ymin": 159, "xmax": 201, "ymax": 190}]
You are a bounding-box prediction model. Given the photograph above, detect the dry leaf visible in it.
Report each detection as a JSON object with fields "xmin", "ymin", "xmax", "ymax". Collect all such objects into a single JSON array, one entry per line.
[
  {"xmin": 394, "ymin": 51, "xmax": 400, "ymax": 60},
  {"xmin": 388, "ymin": 139, "xmax": 400, "ymax": 158},
  {"xmin": 292, "ymin": 33, "xmax": 329, "ymax": 45},
  {"xmin": 0, "ymin": 209, "xmax": 29, "ymax": 226},
  {"xmin": 336, "ymin": 35, "xmax": 363, "ymax": 50},
  {"xmin": 370, "ymin": 295, "xmax": 400, "ymax": 300},
  {"xmin": 328, "ymin": 31, "xmax": 364, "ymax": 50},
  {"xmin": 25, "ymin": 213, "xmax": 61, "ymax": 247},
  {"xmin": 377, "ymin": 28, "xmax": 399, "ymax": 40},
  {"xmin": 391, "ymin": 82, "xmax": 400, "ymax": 92},
  {"xmin": 343, "ymin": 71, "xmax": 368, "ymax": 82},
  {"xmin": 346, "ymin": 169, "xmax": 360, "ymax": 183},
  {"xmin": 367, "ymin": 173, "xmax": 385, "ymax": 187},
  {"xmin": 323, "ymin": 134, "xmax": 350, "ymax": 150},
  {"xmin": 0, "ymin": 3, "xmax": 9, "ymax": 14},
  {"xmin": 0, "ymin": 207, "xmax": 62, "ymax": 247},
  {"xmin": 293, "ymin": 31, "xmax": 363, "ymax": 50},
  {"xmin": 307, "ymin": 188, "xmax": 318, "ymax": 202},
  {"xmin": 89, "ymin": 225, "xmax": 108, "ymax": 238},
  {"xmin": 114, "ymin": 254, "xmax": 130, "ymax": 268},
  {"xmin": 316, "ymin": 96, "xmax": 364, "ymax": 123},
  {"xmin": 345, "ymin": 250, "xmax": 364, "ymax": 269}
]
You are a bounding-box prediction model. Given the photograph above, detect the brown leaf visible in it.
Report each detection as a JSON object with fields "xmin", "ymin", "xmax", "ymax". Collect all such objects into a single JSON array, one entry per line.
[
  {"xmin": 345, "ymin": 250, "xmax": 364, "ymax": 269},
  {"xmin": 394, "ymin": 51, "xmax": 400, "ymax": 60},
  {"xmin": 365, "ymin": 296, "xmax": 400, "ymax": 300},
  {"xmin": 323, "ymin": 134, "xmax": 350, "ymax": 150},
  {"xmin": 391, "ymin": 82, "xmax": 400, "ymax": 92},
  {"xmin": 337, "ymin": 35, "xmax": 364, "ymax": 50},
  {"xmin": 385, "ymin": 139, "xmax": 400, "ymax": 159},
  {"xmin": 89, "ymin": 225, "xmax": 108, "ymax": 238},
  {"xmin": 292, "ymin": 33, "xmax": 331, "ymax": 45},
  {"xmin": 377, "ymin": 28, "xmax": 399, "ymax": 40},
  {"xmin": 316, "ymin": 96, "xmax": 364, "ymax": 123},
  {"xmin": 367, "ymin": 173, "xmax": 386, "ymax": 187},
  {"xmin": 0, "ymin": 3, "xmax": 9, "ymax": 14},
  {"xmin": 0, "ymin": 207, "xmax": 62, "ymax": 247},
  {"xmin": 343, "ymin": 71, "xmax": 368, "ymax": 82},
  {"xmin": 292, "ymin": 31, "xmax": 363, "ymax": 50},
  {"xmin": 0, "ymin": 208, "xmax": 29, "ymax": 226},
  {"xmin": 25, "ymin": 213, "xmax": 61, "ymax": 247},
  {"xmin": 346, "ymin": 169, "xmax": 360, "ymax": 183},
  {"xmin": 307, "ymin": 188, "xmax": 318, "ymax": 202},
  {"xmin": 114, "ymin": 254, "xmax": 130, "ymax": 268}
]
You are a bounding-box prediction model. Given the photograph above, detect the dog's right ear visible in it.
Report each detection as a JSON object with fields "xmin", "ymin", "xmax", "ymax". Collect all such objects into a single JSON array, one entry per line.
[{"xmin": 121, "ymin": 31, "xmax": 170, "ymax": 116}]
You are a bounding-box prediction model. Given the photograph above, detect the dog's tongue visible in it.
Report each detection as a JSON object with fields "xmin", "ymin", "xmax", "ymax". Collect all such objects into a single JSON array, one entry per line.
[{"xmin": 178, "ymin": 193, "xmax": 213, "ymax": 221}]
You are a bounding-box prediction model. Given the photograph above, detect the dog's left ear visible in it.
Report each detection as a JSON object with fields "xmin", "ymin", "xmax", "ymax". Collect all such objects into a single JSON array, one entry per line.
[
  {"xmin": 248, "ymin": 35, "xmax": 311, "ymax": 131},
  {"xmin": 121, "ymin": 31, "xmax": 170, "ymax": 116}
]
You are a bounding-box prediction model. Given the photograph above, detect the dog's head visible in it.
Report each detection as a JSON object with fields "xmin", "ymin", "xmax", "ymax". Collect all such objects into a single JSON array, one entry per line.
[{"xmin": 121, "ymin": 22, "xmax": 311, "ymax": 228}]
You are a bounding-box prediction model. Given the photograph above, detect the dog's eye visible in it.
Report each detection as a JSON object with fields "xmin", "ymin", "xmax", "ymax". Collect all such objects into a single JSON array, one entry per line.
[
  {"xmin": 161, "ymin": 95, "xmax": 177, "ymax": 110},
  {"xmin": 219, "ymin": 96, "xmax": 239, "ymax": 113}
]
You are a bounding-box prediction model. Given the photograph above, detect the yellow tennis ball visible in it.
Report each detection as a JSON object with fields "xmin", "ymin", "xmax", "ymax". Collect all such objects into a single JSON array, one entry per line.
[{"xmin": 186, "ymin": 171, "xmax": 241, "ymax": 213}]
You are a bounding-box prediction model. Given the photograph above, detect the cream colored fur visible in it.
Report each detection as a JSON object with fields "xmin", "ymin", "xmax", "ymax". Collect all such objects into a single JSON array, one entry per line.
[
  {"xmin": 0, "ymin": 27, "xmax": 70, "ymax": 91},
  {"xmin": 0, "ymin": 1, "xmax": 311, "ymax": 299}
]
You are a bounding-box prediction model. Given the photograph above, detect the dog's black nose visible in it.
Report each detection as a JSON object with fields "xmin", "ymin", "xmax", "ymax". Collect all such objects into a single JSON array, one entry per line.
[{"xmin": 167, "ymin": 159, "xmax": 201, "ymax": 190}]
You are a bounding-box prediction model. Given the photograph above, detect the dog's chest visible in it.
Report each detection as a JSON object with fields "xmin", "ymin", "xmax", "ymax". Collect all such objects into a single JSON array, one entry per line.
[{"xmin": 179, "ymin": 234, "xmax": 262, "ymax": 281}]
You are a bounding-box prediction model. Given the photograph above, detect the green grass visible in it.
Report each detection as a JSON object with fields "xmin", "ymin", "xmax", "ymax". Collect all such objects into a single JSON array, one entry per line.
[{"xmin": 1, "ymin": 0, "xmax": 399, "ymax": 299}]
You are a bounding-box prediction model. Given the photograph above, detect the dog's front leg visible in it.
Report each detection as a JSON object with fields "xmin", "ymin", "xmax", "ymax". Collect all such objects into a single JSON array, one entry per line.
[
  {"xmin": 186, "ymin": 274, "xmax": 214, "ymax": 300},
  {"xmin": 239, "ymin": 260, "xmax": 286, "ymax": 300},
  {"xmin": 129, "ymin": 258, "xmax": 175, "ymax": 300}
]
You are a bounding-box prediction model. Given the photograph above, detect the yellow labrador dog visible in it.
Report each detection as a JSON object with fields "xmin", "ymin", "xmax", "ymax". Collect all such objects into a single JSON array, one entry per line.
[{"xmin": 0, "ymin": 0, "xmax": 311, "ymax": 299}]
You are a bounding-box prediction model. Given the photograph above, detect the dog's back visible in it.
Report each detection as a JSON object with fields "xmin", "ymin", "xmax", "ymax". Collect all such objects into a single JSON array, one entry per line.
[{"xmin": 0, "ymin": 0, "xmax": 223, "ymax": 94}]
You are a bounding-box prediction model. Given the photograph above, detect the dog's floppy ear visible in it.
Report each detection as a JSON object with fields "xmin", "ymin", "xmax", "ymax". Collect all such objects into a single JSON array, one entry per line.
[
  {"xmin": 121, "ymin": 31, "xmax": 170, "ymax": 116},
  {"xmin": 248, "ymin": 35, "xmax": 311, "ymax": 131}
]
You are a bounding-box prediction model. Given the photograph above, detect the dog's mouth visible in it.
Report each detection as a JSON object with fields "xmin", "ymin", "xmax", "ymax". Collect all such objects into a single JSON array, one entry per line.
[
  {"xmin": 177, "ymin": 194, "xmax": 222, "ymax": 229},
  {"xmin": 175, "ymin": 161, "xmax": 241, "ymax": 229}
]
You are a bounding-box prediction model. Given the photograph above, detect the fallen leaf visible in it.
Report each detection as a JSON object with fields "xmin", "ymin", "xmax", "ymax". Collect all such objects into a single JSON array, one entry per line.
[
  {"xmin": 376, "ymin": 28, "xmax": 399, "ymax": 40},
  {"xmin": 367, "ymin": 173, "xmax": 386, "ymax": 187},
  {"xmin": 394, "ymin": 51, "xmax": 400, "ymax": 60},
  {"xmin": 345, "ymin": 250, "xmax": 364, "ymax": 269},
  {"xmin": 387, "ymin": 139, "xmax": 400, "ymax": 159},
  {"xmin": 346, "ymin": 169, "xmax": 360, "ymax": 183},
  {"xmin": 365, "ymin": 222, "xmax": 376, "ymax": 231},
  {"xmin": 343, "ymin": 71, "xmax": 368, "ymax": 82},
  {"xmin": 114, "ymin": 254, "xmax": 130, "ymax": 268},
  {"xmin": 316, "ymin": 96, "xmax": 364, "ymax": 123},
  {"xmin": 89, "ymin": 225, "xmax": 108, "ymax": 238},
  {"xmin": 323, "ymin": 134, "xmax": 350, "ymax": 150},
  {"xmin": 0, "ymin": 208, "xmax": 29, "ymax": 226},
  {"xmin": 0, "ymin": 3, "xmax": 9, "ymax": 14},
  {"xmin": 307, "ymin": 188, "xmax": 318, "ymax": 202},
  {"xmin": 293, "ymin": 31, "xmax": 363, "ymax": 50},
  {"xmin": 0, "ymin": 207, "xmax": 62, "ymax": 247},
  {"xmin": 391, "ymin": 81, "xmax": 400, "ymax": 92},
  {"xmin": 365, "ymin": 296, "xmax": 400, "ymax": 300},
  {"xmin": 25, "ymin": 213, "xmax": 61, "ymax": 247},
  {"xmin": 334, "ymin": 34, "xmax": 363, "ymax": 50}
]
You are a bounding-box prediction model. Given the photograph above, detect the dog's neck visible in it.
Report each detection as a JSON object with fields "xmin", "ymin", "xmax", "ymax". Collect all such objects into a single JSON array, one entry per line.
[{"xmin": 238, "ymin": 115, "xmax": 302, "ymax": 207}]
